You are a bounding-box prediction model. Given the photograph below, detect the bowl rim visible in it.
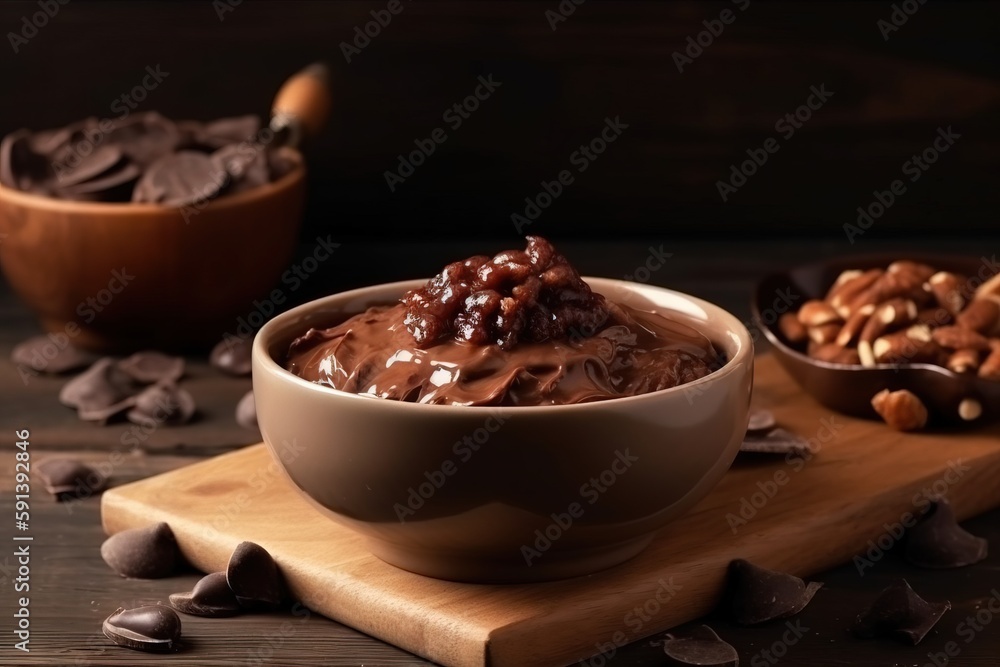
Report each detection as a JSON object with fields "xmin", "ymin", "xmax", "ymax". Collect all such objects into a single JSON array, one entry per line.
[
  {"xmin": 0, "ymin": 147, "xmax": 304, "ymax": 215},
  {"xmin": 253, "ymin": 276, "xmax": 753, "ymax": 413}
]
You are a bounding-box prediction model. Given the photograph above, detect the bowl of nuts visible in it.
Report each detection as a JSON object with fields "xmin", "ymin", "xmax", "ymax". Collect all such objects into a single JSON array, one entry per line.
[{"xmin": 754, "ymin": 255, "xmax": 1000, "ymax": 429}]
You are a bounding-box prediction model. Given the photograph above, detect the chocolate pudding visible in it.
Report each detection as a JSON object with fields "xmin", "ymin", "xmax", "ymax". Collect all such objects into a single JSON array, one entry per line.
[{"xmin": 286, "ymin": 237, "xmax": 722, "ymax": 406}]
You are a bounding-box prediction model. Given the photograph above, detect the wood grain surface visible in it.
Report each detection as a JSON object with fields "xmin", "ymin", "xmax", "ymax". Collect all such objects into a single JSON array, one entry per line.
[{"xmin": 100, "ymin": 356, "xmax": 1000, "ymax": 667}]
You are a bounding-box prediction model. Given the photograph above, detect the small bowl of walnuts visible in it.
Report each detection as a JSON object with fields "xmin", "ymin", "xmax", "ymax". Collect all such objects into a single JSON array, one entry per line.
[{"xmin": 754, "ymin": 255, "xmax": 1000, "ymax": 430}]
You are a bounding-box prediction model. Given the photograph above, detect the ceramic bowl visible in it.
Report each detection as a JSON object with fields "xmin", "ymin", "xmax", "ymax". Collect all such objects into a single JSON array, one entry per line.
[{"xmin": 253, "ymin": 277, "xmax": 753, "ymax": 582}]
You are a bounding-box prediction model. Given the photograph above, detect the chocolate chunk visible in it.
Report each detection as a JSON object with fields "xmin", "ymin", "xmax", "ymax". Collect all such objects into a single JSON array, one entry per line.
[
  {"xmin": 59, "ymin": 358, "xmax": 140, "ymax": 417},
  {"xmin": 35, "ymin": 457, "xmax": 107, "ymax": 499},
  {"xmin": 905, "ymin": 499, "xmax": 988, "ymax": 569},
  {"xmin": 212, "ymin": 143, "xmax": 268, "ymax": 193},
  {"xmin": 118, "ymin": 351, "xmax": 185, "ymax": 384},
  {"xmin": 101, "ymin": 522, "xmax": 181, "ymax": 579},
  {"xmin": 739, "ymin": 427, "xmax": 810, "ymax": 455},
  {"xmin": 727, "ymin": 559, "xmax": 823, "ymax": 625},
  {"xmin": 226, "ymin": 541, "xmax": 283, "ymax": 609},
  {"xmin": 662, "ymin": 625, "xmax": 738, "ymax": 667},
  {"xmin": 196, "ymin": 115, "xmax": 261, "ymax": 149},
  {"xmin": 169, "ymin": 572, "xmax": 242, "ymax": 618},
  {"xmin": 126, "ymin": 382, "xmax": 196, "ymax": 428},
  {"xmin": 1, "ymin": 129, "xmax": 49, "ymax": 189},
  {"xmin": 746, "ymin": 409, "xmax": 776, "ymax": 434},
  {"xmin": 235, "ymin": 390, "xmax": 258, "ymax": 430},
  {"xmin": 10, "ymin": 335, "xmax": 96, "ymax": 374},
  {"xmin": 210, "ymin": 336, "xmax": 253, "ymax": 376},
  {"xmin": 105, "ymin": 112, "xmax": 180, "ymax": 167},
  {"xmin": 132, "ymin": 151, "xmax": 227, "ymax": 207},
  {"xmin": 58, "ymin": 162, "xmax": 141, "ymax": 198},
  {"xmin": 852, "ymin": 579, "xmax": 950, "ymax": 645},
  {"xmin": 103, "ymin": 605, "xmax": 181, "ymax": 653},
  {"xmin": 54, "ymin": 144, "xmax": 122, "ymax": 187}
]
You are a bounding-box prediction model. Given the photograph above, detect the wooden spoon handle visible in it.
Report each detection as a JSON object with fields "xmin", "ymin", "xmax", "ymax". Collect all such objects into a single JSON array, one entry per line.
[{"xmin": 271, "ymin": 63, "xmax": 332, "ymax": 145}]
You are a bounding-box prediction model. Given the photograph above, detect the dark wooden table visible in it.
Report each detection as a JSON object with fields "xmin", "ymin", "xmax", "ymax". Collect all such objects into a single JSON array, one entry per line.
[{"xmin": 3, "ymin": 237, "xmax": 1000, "ymax": 666}]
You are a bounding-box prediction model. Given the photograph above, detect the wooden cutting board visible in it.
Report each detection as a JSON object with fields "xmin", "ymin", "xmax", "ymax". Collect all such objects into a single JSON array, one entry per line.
[{"xmin": 101, "ymin": 355, "xmax": 1000, "ymax": 667}]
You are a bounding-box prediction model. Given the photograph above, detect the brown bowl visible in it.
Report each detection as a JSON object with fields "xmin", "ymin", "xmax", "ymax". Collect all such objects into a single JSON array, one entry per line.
[
  {"xmin": 0, "ymin": 148, "xmax": 305, "ymax": 351},
  {"xmin": 753, "ymin": 254, "xmax": 1000, "ymax": 425},
  {"xmin": 252, "ymin": 277, "xmax": 753, "ymax": 583}
]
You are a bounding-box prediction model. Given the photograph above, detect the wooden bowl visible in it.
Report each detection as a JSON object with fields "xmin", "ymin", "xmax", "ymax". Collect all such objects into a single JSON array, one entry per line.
[
  {"xmin": 0, "ymin": 148, "xmax": 305, "ymax": 351},
  {"xmin": 753, "ymin": 254, "xmax": 1000, "ymax": 425}
]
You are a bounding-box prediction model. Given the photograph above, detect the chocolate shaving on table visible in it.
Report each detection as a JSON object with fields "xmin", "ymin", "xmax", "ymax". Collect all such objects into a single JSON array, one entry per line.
[
  {"xmin": 118, "ymin": 351, "xmax": 185, "ymax": 384},
  {"xmin": 226, "ymin": 541, "xmax": 283, "ymax": 610},
  {"xmin": 103, "ymin": 605, "xmax": 182, "ymax": 653},
  {"xmin": 235, "ymin": 390, "xmax": 258, "ymax": 430},
  {"xmin": 210, "ymin": 336, "xmax": 253, "ymax": 376},
  {"xmin": 101, "ymin": 523, "xmax": 182, "ymax": 579},
  {"xmin": 10, "ymin": 335, "xmax": 97, "ymax": 374},
  {"xmin": 727, "ymin": 559, "xmax": 823, "ymax": 625},
  {"xmin": 662, "ymin": 625, "xmax": 738, "ymax": 667},
  {"xmin": 740, "ymin": 427, "xmax": 811, "ymax": 455},
  {"xmin": 169, "ymin": 572, "xmax": 241, "ymax": 618},
  {"xmin": 746, "ymin": 408, "xmax": 776, "ymax": 434},
  {"xmin": 905, "ymin": 499, "xmax": 988, "ymax": 569},
  {"xmin": 852, "ymin": 579, "xmax": 950, "ymax": 645},
  {"xmin": 126, "ymin": 382, "xmax": 196, "ymax": 428},
  {"xmin": 35, "ymin": 457, "xmax": 107, "ymax": 500},
  {"xmin": 59, "ymin": 358, "xmax": 141, "ymax": 417}
]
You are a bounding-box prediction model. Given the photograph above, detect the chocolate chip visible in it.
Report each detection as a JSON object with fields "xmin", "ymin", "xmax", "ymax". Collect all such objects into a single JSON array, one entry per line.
[
  {"xmin": 905, "ymin": 499, "xmax": 988, "ymax": 569},
  {"xmin": 103, "ymin": 605, "xmax": 181, "ymax": 653},
  {"xmin": 727, "ymin": 559, "xmax": 823, "ymax": 625},
  {"xmin": 10, "ymin": 335, "xmax": 97, "ymax": 374},
  {"xmin": 35, "ymin": 457, "xmax": 107, "ymax": 500},
  {"xmin": 746, "ymin": 409, "xmax": 776, "ymax": 434},
  {"xmin": 662, "ymin": 625, "xmax": 738, "ymax": 667},
  {"xmin": 852, "ymin": 579, "xmax": 950, "ymax": 645},
  {"xmin": 169, "ymin": 571, "xmax": 242, "ymax": 618},
  {"xmin": 118, "ymin": 351, "xmax": 185, "ymax": 384},
  {"xmin": 210, "ymin": 336, "xmax": 253, "ymax": 376},
  {"xmin": 739, "ymin": 427, "xmax": 810, "ymax": 455},
  {"xmin": 132, "ymin": 151, "xmax": 227, "ymax": 207},
  {"xmin": 54, "ymin": 144, "xmax": 122, "ymax": 187},
  {"xmin": 226, "ymin": 541, "xmax": 283, "ymax": 609},
  {"xmin": 101, "ymin": 522, "xmax": 181, "ymax": 579},
  {"xmin": 126, "ymin": 382, "xmax": 196, "ymax": 428},
  {"xmin": 59, "ymin": 358, "xmax": 140, "ymax": 418},
  {"xmin": 196, "ymin": 115, "xmax": 261, "ymax": 149},
  {"xmin": 235, "ymin": 390, "xmax": 258, "ymax": 430}
]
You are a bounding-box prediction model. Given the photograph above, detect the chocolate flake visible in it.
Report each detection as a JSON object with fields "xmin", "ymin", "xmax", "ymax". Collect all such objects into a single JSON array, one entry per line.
[
  {"xmin": 118, "ymin": 351, "xmax": 185, "ymax": 384},
  {"xmin": 132, "ymin": 151, "xmax": 227, "ymax": 207},
  {"xmin": 210, "ymin": 336, "xmax": 253, "ymax": 376},
  {"xmin": 101, "ymin": 522, "xmax": 181, "ymax": 579},
  {"xmin": 662, "ymin": 625, "xmax": 738, "ymax": 667},
  {"xmin": 169, "ymin": 572, "xmax": 241, "ymax": 618},
  {"xmin": 852, "ymin": 579, "xmax": 950, "ymax": 645},
  {"xmin": 905, "ymin": 499, "xmax": 988, "ymax": 569},
  {"xmin": 727, "ymin": 559, "xmax": 823, "ymax": 625},
  {"xmin": 35, "ymin": 457, "xmax": 107, "ymax": 500},
  {"xmin": 103, "ymin": 605, "xmax": 181, "ymax": 653},
  {"xmin": 10, "ymin": 335, "xmax": 96, "ymax": 374},
  {"xmin": 235, "ymin": 390, "xmax": 258, "ymax": 430},
  {"xmin": 746, "ymin": 408, "xmax": 776, "ymax": 434},
  {"xmin": 739, "ymin": 427, "xmax": 810, "ymax": 455},
  {"xmin": 59, "ymin": 358, "xmax": 140, "ymax": 418},
  {"xmin": 126, "ymin": 382, "xmax": 196, "ymax": 427},
  {"xmin": 226, "ymin": 541, "xmax": 283, "ymax": 610}
]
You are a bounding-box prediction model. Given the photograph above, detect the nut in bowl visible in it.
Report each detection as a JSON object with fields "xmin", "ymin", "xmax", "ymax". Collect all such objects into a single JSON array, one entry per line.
[
  {"xmin": 755, "ymin": 254, "xmax": 1000, "ymax": 429},
  {"xmin": 252, "ymin": 241, "xmax": 752, "ymax": 583}
]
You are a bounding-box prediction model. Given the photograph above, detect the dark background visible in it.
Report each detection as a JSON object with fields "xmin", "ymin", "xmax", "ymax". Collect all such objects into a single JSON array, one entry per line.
[{"xmin": 1, "ymin": 0, "xmax": 999, "ymax": 245}]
